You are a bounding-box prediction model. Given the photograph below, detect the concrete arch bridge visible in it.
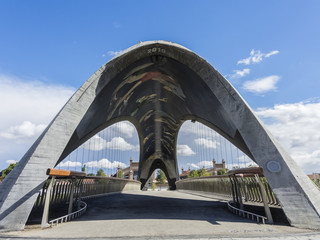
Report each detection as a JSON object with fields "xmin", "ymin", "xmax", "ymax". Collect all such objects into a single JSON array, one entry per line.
[{"xmin": 0, "ymin": 41, "xmax": 320, "ymax": 231}]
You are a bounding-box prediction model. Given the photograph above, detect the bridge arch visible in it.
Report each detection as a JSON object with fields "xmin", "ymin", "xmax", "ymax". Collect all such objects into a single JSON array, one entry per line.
[{"xmin": 1, "ymin": 41, "xmax": 320, "ymax": 230}]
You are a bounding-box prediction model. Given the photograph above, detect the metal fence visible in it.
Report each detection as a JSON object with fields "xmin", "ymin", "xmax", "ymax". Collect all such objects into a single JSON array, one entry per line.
[
  {"xmin": 230, "ymin": 176, "xmax": 280, "ymax": 206},
  {"xmin": 176, "ymin": 176, "xmax": 233, "ymax": 198},
  {"xmin": 32, "ymin": 176, "xmax": 141, "ymax": 228},
  {"xmin": 33, "ymin": 177, "xmax": 140, "ymax": 209},
  {"xmin": 176, "ymin": 175, "xmax": 280, "ymax": 206}
]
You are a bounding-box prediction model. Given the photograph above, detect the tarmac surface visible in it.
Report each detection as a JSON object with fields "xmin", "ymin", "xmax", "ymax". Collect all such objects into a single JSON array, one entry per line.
[{"xmin": 1, "ymin": 190, "xmax": 320, "ymax": 240}]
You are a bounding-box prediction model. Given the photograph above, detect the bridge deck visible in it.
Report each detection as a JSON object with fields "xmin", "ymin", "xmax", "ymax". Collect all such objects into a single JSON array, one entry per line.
[{"xmin": 2, "ymin": 190, "xmax": 319, "ymax": 240}]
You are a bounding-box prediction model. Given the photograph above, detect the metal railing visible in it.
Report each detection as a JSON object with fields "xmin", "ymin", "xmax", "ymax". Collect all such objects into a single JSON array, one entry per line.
[
  {"xmin": 34, "ymin": 172, "xmax": 141, "ymax": 228},
  {"xmin": 176, "ymin": 175, "xmax": 233, "ymax": 198},
  {"xmin": 49, "ymin": 201, "xmax": 87, "ymax": 227},
  {"xmin": 34, "ymin": 177, "xmax": 141, "ymax": 209},
  {"xmin": 229, "ymin": 176, "xmax": 280, "ymax": 206},
  {"xmin": 227, "ymin": 200, "xmax": 267, "ymax": 224},
  {"xmin": 176, "ymin": 168, "xmax": 280, "ymax": 224}
]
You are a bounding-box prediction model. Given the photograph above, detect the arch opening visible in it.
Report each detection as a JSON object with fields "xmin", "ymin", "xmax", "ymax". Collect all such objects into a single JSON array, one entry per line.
[
  {"xmin": 177, "ymin": 120, "xmax": 258, "ymax": 178},
  {"xmin": 55, "ymin": 120, "xmax": 140, "ymax": 177}
]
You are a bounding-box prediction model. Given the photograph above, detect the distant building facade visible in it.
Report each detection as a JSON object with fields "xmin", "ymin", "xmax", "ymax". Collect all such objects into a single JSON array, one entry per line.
[
  {"xmin": 115, "ymin": 158, "xmax": 156, "ymax": 186},
  {"xmin": 179, "ymin": 159, "xmax": 227, "ymax": 179}
]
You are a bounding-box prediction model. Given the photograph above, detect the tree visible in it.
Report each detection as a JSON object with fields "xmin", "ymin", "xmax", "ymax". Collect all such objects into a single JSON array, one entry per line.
[
  {"xmin": 97, "ymin": 168, "xmax": 106, "ymax": 176},
  {"xmin": 1, "ymin": 163, "xmax": 17, "ymax": 179},
  {"xmin": 217, "ymin": 169, "xmax": 226, "ymax": 175},
  {"xmin": 198, "ymin": 168, "xmax": 211, "ymax": 177},
  {"xmin": 156, "ymin": 169, "xmax": 166, "ymax": 184},
  {"xmin": 188, "ymin": 169, "xmax": 199, "ymax": 178},
  {"xmin": 117, "ymin": 169, "xmax": 124, "ymax": 178},
  {"xmin": 151, "ymin": 182, "xmax": 156, "ymax": 191}
]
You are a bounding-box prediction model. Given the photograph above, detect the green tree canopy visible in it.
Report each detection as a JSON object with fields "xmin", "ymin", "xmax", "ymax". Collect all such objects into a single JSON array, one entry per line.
[
  {"xmin": 217, "ymin": 169, "xmax": 226, "ymax": 175},
  {"xmin": 117, "ymin": 169, "xmax": 124, "ymax": 178},
  {"xmin": 97, "ymin": 168, "xmax": 106, "ymax": 176},
  {"xmin": 188, "ymin": 169, "xmax": 199, "ymax": 178},
  {"xmin": 1, "ymin": 163, "xmax": 17, "ymax": 177},
  {"xmin": 156, "ymin": 169, "xmax": 166, "ymax": 184},
  {"xmin": 198, "ymin": 168, "xmax": 211, "ymax": 177},
  {"xmin": 188, "ymin": 168, "xmax": 212, "ymax": 178}
]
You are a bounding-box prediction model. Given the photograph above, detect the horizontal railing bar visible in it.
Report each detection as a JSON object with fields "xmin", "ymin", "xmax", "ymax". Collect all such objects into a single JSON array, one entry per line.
[
  {"xmin": 227, "ymin": 200, "xmax": 267, "ymax": 224},
  {"xmin": 47, "ymin": 168, "xmax": 87, "ymax": 177},
  {"xmin": 49, "ymin": 201, "xmax": 87, "ymax": 227}
]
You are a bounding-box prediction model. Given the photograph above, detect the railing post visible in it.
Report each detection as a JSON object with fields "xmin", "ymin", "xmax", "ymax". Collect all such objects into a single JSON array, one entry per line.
[
  {"xmin": 41, "ymin": 176, "xmax": 56, "ymax": 228},
  {"xmin": 255, "ymin": 174, "xmax": 273, "ymax": 224},
  {"xmin": 68, "ymin": 178, "xmax": 76, "ymax": 214},
  {"xmin": 241, "ymin": 176, "xmax": 249, "ymax": 202},
  {"xmin": 229, "ymin": 176, "xmax": 236, "ymax": 204},
  {"xmin": 233, "ymin": 176, "xmax": 244, "ymax": 211}
]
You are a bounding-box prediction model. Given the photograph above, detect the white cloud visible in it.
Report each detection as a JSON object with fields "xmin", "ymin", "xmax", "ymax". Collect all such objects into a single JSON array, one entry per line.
[
  {"xmin": 265, "ymin": 50, "xmax": 279, "ymax": 58},
  {"xmin": 82, "ymin": 135, "xmax": 138, "ymax": 151},
  {"xmin": 256, "ymin": 99, "xmax": 320, "ymax": 173},
  {"xmin": 197, "ymin": 160, "xmax": 212, "ymax": 168},
  {"xmin": 107, "ymin": 50, "xmax": 122, "ymax": 57},
  {"xmin": 180, "ymin": 121, "xmax": 213, "ymax": 136},
  {"xmin": 0, "ymin": 75, "xmax": 75, "ymax": 170},
  {"xmin": 194, "ymin": 138, "xmax": 219, "ymax": 149},
  {"xmin": 6, "ymin": 160, "xmax": 17, "ymax": 165},
  {"xmin": 0, "ymin": 75, "xmax": 74, "ymax": 139},
  {"xmin": 1, "ymin": 121, "xmax": 47, "ymax": 139},
  {"xmin": 229, "ymin": 68, "xmax": 251, "ymax": 79},
  {"xmin": 177, "ymin": 144, "xmax": 195, "ymax": 156},
  {"xmin": 106, "ymin": 137, "xmax": 138, "ymax": 151},
  {"xmin": 57, "ymin": 161, "xmax": 82, "ymax": 168},
  {"xmin": 237, "ymin": 49, "xmax": 279, "ymax": 65},
  {"xmin": 82, "ymin": 135, "xmax": 107, "ymax": 151},
  {"xmin": 109, "ymin": 121, "xmax": 135, "ymax": 138},
  {"xmin": 86, "ymin": 158, "xmax": 127, "ymax": 169},
  {"xmin": 243, "ymin": 75, "xmax": 280, "ymax": 93},
  {"xmin": 187, "ymin": 163, "xmax": 200, "ymax": 169},
  {"xmin": 187, "ymin": 161, "xmax": 212, "ymax": 169}
]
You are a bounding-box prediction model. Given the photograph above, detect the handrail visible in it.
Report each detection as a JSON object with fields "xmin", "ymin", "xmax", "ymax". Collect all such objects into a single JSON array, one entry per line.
[
  {"xmin": 46, "ymin": 168, "xmax": 87, "ymax": 177},
  {"xmin": 227, "ymin": 200, "xmax": 267, "ymax": 224},
  {"xmin": 49, "ymin": 201, "xmax": 87, "ymax": 227}
]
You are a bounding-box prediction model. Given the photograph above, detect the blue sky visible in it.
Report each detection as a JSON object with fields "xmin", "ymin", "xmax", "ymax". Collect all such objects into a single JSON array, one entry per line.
[{"xmin": 0, "ymin": 1, "xmax": 320, "ymax": 174}]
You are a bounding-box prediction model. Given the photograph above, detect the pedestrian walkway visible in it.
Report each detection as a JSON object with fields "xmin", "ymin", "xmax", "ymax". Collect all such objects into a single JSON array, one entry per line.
[{"xmin": 1, "ymin": 190, "xmax": 319, "ymax": 239}]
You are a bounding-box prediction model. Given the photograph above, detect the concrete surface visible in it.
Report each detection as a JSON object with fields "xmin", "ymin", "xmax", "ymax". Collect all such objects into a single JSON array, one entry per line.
[
  {"xmin": 1, "ymin": 191, "xmax": 319, "ymax": 240},
  {"xmin": 1, "ymin": 41, "xmax": 320, "ymax": 231}
]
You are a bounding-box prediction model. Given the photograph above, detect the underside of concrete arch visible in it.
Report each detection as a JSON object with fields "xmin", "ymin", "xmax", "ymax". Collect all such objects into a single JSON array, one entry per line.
[{"xmin": 0, "ymin": 41, "xmax": 320, "ymax": 231}]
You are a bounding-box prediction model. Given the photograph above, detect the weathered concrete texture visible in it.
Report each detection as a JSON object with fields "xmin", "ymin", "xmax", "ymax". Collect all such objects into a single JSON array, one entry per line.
[
  {"xmin": 1, "ymin": 41, "xmax": 320, "ymax": 231},
  {"xmin": 119, "ymin": 180, "xmax": 141, "ymax": 191}
]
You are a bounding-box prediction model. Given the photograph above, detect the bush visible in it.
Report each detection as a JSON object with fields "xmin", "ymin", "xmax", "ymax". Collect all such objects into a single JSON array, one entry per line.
[
  {"xmin": 1, "ymin": 163, "xmax": 17, "ymax": 180},
  {"xmin": 152, "ymin": 182, "xmax": 156, "ymax": 191},
  {"xmin": 217, "ymin": 169, "xmax": 226, "ymax": 175}
]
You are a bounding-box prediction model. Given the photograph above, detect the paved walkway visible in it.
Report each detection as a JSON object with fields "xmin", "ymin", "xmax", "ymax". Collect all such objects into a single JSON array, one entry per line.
[{"xmin": 1, "ymin": 190, "xmax": 320, "ymax": 239}]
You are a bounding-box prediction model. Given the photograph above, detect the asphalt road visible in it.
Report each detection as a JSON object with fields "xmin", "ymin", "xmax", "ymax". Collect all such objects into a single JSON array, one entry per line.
[{"xmin": 2, "ymin": 190, "xmax": 319, "ymax": 240}]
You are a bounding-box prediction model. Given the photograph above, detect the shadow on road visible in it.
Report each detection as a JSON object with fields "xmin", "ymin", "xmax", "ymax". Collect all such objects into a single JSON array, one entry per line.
[{"xmin": 73, "ymin": 191, "xmax": 248, "ymax": 225}]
